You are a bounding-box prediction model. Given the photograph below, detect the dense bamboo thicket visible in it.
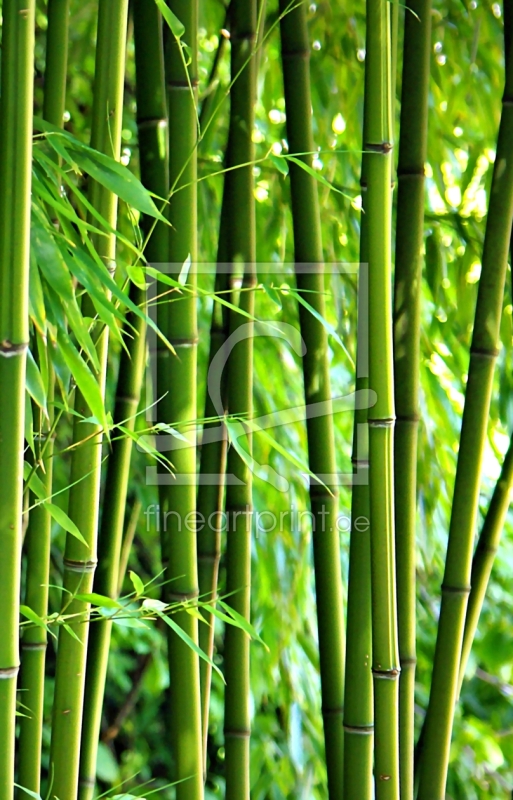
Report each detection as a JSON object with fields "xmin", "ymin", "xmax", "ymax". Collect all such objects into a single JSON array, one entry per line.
[{"xmin": 3, "ymin": 2, "xmax": 513, "ymax": 799}]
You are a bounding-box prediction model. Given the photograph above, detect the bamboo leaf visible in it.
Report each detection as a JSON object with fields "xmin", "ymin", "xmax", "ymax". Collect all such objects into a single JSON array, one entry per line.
[
  {"xmin": 74, "ymin": 593, "xmax": 122, "ymax": 610},
  {"xmin": 129, "ymin": 571, "xmax": 145, "ymax": 597},
  {"xmin": 14, "ymin": 784, "xmax": 43, "ymax": 800},
  {"xmin": 153, "ymin": 0, "xmax": 185, "ymax": 38},
  {"xmin": 43, "ymin": 502, "xmax": 88, "ymax": 546},
  {"xmin": 155, "ymin": 610, "xmax": 225, "ymax": 682},
  {"xmin": 217, "ymin": 600, "xmax": 269, "ymax": 651},
  {"xmin": 19, "ymin": 605, "xmax": 52, "ymax": 635},
  {"xmin": 23, "ymin": 462, "xmax": 47, "ymax": 500},
  {"xmin": 62, "ymin": 623, "xmax": 83, "ymax": 644},
  {"xmin": 26, "ymin": 349, "xmax": 48, "ymax": 415},
  {"xmin": 57, "ymin": 330, "xmax": 110, "ymax": 436},
  {"xmin": 282, "ymin": 155, "xmax": 354, "ymax": 200}
]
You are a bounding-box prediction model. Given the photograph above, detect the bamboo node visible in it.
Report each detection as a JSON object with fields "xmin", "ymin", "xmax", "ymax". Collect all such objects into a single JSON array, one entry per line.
[
  {"xmin": 0, "ymin": 666, "xmax": 19, "ymax": 679},
  {"xmin": 167, "ymin": 79, "xmax": 199, "ymax": 89},
  {"xmin": 63, "ymin": 558, "xmax": 98, "ymax": 573},
  {"xmin": 343, "ymin": 723, "xmax": 374, "ymax": 735},
  {"xmin": 365, "ymin": 142, "xmax": 393, "ymax": 153},
  {"xmin": 322, "ymin": 706, "xmax": 344, "ymax": 716},
  {"xmin": 372, "ymin": 667, "xmax": 400, "ymax": 680},
  {"xmin": 368, "ymin": 418, "xmax": 395, "ymax": 428},
  {"xmin": 470, "ymin": 346, "xmax": 500, "ymax": 359},
  {"xmin": 397, "ymin": 167, "xmax": 425, "ymax": 178},
  {"xmin": 21, "ymin": 642, "xmax": 47, "ymax": 651},
  {"xmin": 0, "ymin": 340, "xmax": 28, "ymax": 357},
  {"xmin": 441, "ymin": 583, "xmax": 471, "ymax": 595},
  {"xmin": 224, "ymin": 728, "xmax": 251, "ymax": 739},
  {"xmin": 167, "ymin": 590, "xmax": 199, "ymax": 602}
]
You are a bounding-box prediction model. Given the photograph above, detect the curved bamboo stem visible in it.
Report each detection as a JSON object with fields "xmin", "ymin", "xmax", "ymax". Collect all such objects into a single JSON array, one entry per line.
[
  {"xmin": 49, "ymin": 4, "xmax": 129, "ymax": 798},
  {"xmin": 0, "ymin": 3, "xmax": 35, "ymax": 797},
  {"xmin": 392, "ymin": 0, "xmax": 431, "ymax": 797},
  {"xmin": 417, "ymin": 29, "xmax": 513, "ymax": 800},
  {"xmin": 279, "ymin": 2, "xmax": 345, "ymax": 797}
]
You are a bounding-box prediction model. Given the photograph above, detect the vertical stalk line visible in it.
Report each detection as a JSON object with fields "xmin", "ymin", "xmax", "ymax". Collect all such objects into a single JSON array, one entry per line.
[
  {"xmin": 0, "ymin": 2, "xmax": 34, "ymax": 798},
  {"xmin": 18, "ymin": 0, "xmax": 69, "ymax": 790},
  {"xmin": 392, "ymin": 1, "xmax": 431, "ymax": 798},
  {"xmin": 78, "ymin": 8, "xmax": 168, "ymax": 795},
  {"xmin": 49, "ymin": 3, "xmax": 129, "ymax": 798},
  {"xmin": 365, "ymin": 0, "xmax": 401, "ymax": 797},
  {"xmin": 417, "ymin": 31, "xmax": 513, "ymax": 800},
  {"xmin": 18, "ymin": 399, "xmax": 55, "ymax": 796},
  {"xmin": 458, "ymin": 438, "xmax": 513, "ymax": 689},
  {"xmin": 222, "ymin": 3, "xmax": 257, "ymax": 799},
  {"xmin": 343, "ymin": 116, "xmax": 373, "ymax": 800},
  {"xmin": 159, "ymin": 3, "xmax": 203, "ymax": 798},
  {"xmin": 43, "ymin": 0, "xmax": 70, "ymax": 126},
  {"xmin": 279, "ymin": 4, "xmax": 345, "ymax": 798},
  {"xmin": 197, "ymin": 230, "xmax": 229, "ymax": 769}
]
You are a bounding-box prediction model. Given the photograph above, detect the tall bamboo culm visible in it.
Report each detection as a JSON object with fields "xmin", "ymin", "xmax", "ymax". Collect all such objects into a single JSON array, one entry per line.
[
  {"xmin": 392, "ymin": 0, "xmax": 431, "ymax": 797},
  {"xmin": 0, "ymin": 3, "xmax": 35, "ymax": 798},
  {"xmin": 49, "ymin": 3, "xmax": 129, "ymax": 798},
  {"xmin": 279, "ymin": 3, "xmax": 345, "ymax": 798},
  {"xmin": 222, "ymin": 2, "xmax": 257, "ymax": 798},
  {"xmin": 343, "ymin": 112, "xmax": 373, "ymax": 800},
  {"xmin": 197, "ymin": 223, "xmax": 229, "ymax": 769},
  {"xmin": 17, "ymin": 1, "xmax": 69, "ymax": 792},
  {"xmin": 364, "ymin": 0, "xmax": 401, "ymax": 797},
  {"xmin": 417, "ymin": 26, "xmax": 513, "ymax": 800},
  {"xmin": 78, "ymin": 5, "xmax": 168, "ymax": 797},
  {"xmin": 158, "ymin": 2, "xmax": 203, "ymax": 797}
]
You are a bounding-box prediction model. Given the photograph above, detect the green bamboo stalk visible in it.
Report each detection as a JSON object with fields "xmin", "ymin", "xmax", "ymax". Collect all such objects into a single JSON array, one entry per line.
[
  {"xmin": 279, "ymin": 3, "xmax": 345, "ymax": 797},
  {"xmin": 158, "ymin": 2, "xmax": 203, "ymax": 798},
  {"xmin": 458, "ymin": 438, "xmax": 513, "ymax": 689},
  {"xmin": 417, "ymin": 30, "xmax": 513, "ymax": 800},
  {"xmin": 49, "ymin": 4, "xmax": 129, "ymax": 798},
  {"xmin": 0, "ymin": 3, "xmax": 34, "ymax": 798},
  {"xmin": 78, "ymin": 6, "xmax": 167, "ymax": 797},
  {"xmin": 197, "ymin": 248, "xmax": 229, "ymax": 770},
  {"xmin": 17, "ymin": 1, "xmax": 69, "ymax": 789},
  {"xmin": 222, "ymin": 3, "xmax": 257, "ymax": 799},
  {"xmin": 43, "ymin": 0, "xmax": 70, "ymax": 126},
  {"xmin": 392, "ymin": 1, "xmax": 431, "ymax": 797},
  {"xmin": 364, "ymin": 0, "xmax": 401, "ymax": 797},
  {"xmin": 343, "ymin": 114, "xmax": 373, "ymax": 800},
  {"xmin": 18, "ymin": 393, "xmax": 55, "ymax": 797}
]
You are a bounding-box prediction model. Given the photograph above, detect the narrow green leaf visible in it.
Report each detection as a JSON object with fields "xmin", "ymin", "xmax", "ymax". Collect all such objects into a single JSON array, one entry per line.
[
  {"xmin": 284, "ymin": 155, "xmax": 354, "ymax": 200},
  {"xmin": 26, "ymin": 349, "xmax": 48, "ymax": 414},
  {"xmin": 62, "ymin": 623, "xmax": 82, "ymax": 643},
  {"xmin": 218, "ymin": 600, "xmax": 269, "ymax": 651},
  {"xmin": 156, "ymin": 610, "xmax": 225, "ymax": 682},
  {"xmin": 154, "ymin": 0, "xmax": 185, "ymax": 38},
  {"xmin": 74, "ymin": 593, "xmax": 122, "ymax": 610},
  {"xmin": 269, "ymin": 154, "xmax": 289, "ymax": 176},
  {"xmin": 19, "ymin": 605, "xmax": 51, "ymax": 634},
  {"xmin": 129, "ymin": 571, "xmax": 145, "ymax": 597},
  {"xmin": 57, "ymin": 330, "xmax": 110, "ymax": 436},
  {"xmin": 43, "ymin": 501, "xmax": 88, "ymax": 546}
]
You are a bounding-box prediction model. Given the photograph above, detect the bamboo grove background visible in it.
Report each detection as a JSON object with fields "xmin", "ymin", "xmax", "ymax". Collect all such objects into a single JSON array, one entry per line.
[{"xmin": 2, "ymin": 0, "xmax": 513, "ymax": 799}]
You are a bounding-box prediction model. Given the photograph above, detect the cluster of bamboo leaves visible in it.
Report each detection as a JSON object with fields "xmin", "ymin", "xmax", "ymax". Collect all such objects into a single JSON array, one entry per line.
[{"xmin": 2, "ymin": 0, "xmax": 513, "ymax": 799}]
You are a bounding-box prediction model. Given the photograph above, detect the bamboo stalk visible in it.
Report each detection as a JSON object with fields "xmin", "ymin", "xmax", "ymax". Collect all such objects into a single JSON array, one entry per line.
[
  {"xmin": 197, "ymin": 240, "xmax": 229, "ymax": 770},
  {"xmin": 392, "ymin": 1, "xmax": 431, "ymax": 797},
  {"xmin": 364, "ymin": 0, "xmax": 401, "ymax": 797},
  {"xmin": 458, "ymin": 438, "xmax": 513, "ymax": 689},
  {"xmin": 78, "ymin": 6, "xmax": 167, "ymax": 797},
  {"xmin": 222, "ymin": 3, "xmax": 257, "ymax": 799},
  {"xmin": 417, "ymin": 30, "xmax": 513, "ymax": 800},
  {"xmin": 49, "ymin": 4, "xmax": 129, "ymax": 798},
  {"xmin": 0, "ymin": 3, "xmax": 35, "ymax": 797},
  {"xmin": 43, "ymin": 0, "xmax": 70, "ymax": 126},
  {"xmin": 279, "ymin": 3, "xmax": 345, "ymax": 797},
  {"xmin": 17, "ymin": 0, "xmax": 69, "ymax": 789},
  {"xmin": 343, "ymin": 113, "xmax": 373, "ymax": 800},
  {"xmin": 158, "ymin": 2, "xmax": 203, "ymax": 798}
]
